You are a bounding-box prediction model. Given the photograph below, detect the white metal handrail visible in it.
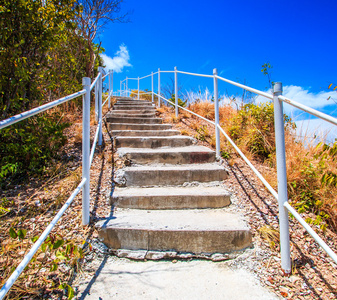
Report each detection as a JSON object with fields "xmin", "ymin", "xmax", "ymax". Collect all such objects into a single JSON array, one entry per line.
[
  {"xmin": 278, "ymin": 95, "xmax": 337, "ymax": 126},
  {"xmin": 0, "ymin": 68, "xmax": 114, "ymax": 299},
  {"xmin": 0, "ymin": 90, "xmax": 85, "ymax": 130},
  {"xmin": 0, "ymin": 179, "xmax": 86, "ymax": 299},
  {"xmin": 139, "ymin": 74, "xmax": 152, "ymax": 80},
  {"xmin": 178, "ymin": 70, "xmax": 213, "ymax": 78},
  {"xmin": 215, "ymin": 75, "xmax": 273, "ymax": 100},
  {"xmin": 152, "ymin": 92, "xmax": 215, "ymax": 126},
  {"xmin": 284, "ymin": 202, "xmax": 337, "ymax": 263},
  {"xmin": 90, "ymin": 73, "xmax": 101, "ymax": 91},
  {"xmin": 90, "ymin": 119, "xmax": 102, "ymax": 167},
  {"xmin": 127, "ymin": 67, "xmax": 337, "ymax": 273}
]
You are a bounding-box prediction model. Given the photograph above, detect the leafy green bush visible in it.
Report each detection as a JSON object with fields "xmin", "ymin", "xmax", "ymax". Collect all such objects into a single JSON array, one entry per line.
[
  {"xmin": 228, "ymin": 102, "xmax": 294, "ymax": 161},
  {"xmin": 168, "ymin": 94, "xmax": 187, "ymax": 107},
  {"xmin": 0, "ymin": 113, "xmax": 69, "ymax": 186}
]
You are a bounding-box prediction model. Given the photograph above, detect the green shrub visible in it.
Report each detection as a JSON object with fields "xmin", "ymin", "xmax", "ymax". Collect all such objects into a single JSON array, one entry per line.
[
  {"xmin": 228, "ymin": 102, "xmax": 294, "ymax": 161},
  {"xmin": 0, "ymin": 113, "xmax": 69, "ymax": 186}
]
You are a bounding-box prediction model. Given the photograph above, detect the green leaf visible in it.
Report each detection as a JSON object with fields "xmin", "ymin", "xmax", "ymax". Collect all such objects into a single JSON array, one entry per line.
[
  {"xmin": 56, "ymin": 250, "xmax": 67, "ymax": 260},
  {"xmin": 41, "ymin": 243, "xmax": 47, "ymax": 252},
  {"xmin": 17, "ymin": 229, "xmax": 27, "ymax": 240},
  {"xmin": 31, "ymin": 236, "xmax": 39, "ymax": 243},
  {"xmin": 9, "ymin": 227, "xmax": 17, "ymax": 239},
  {"xmin": 53, "ymin": 239, "xmax": 64, "ymax": 249},
  {"xmin": 59, "ymin": 283, "xmax": 67, "ymax": 289},
  {"xmin": 50, "ymin": 262, "xmax": 58, "ymax": 271},
  {"xmin": 68, "ymin": 285, "xmax": 74, "ymax": 299},
  {"xmin": 58, "ymin": 283, "xmax": 74, "ymax": 300}
]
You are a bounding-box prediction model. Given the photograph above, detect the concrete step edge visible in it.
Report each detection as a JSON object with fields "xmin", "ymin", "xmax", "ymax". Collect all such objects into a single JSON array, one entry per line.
[{"xmin": 96, "ymin": 209, "xmax": 252, "ymax": 254}]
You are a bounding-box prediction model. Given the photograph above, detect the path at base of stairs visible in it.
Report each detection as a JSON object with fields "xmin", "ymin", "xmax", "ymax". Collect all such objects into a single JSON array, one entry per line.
[{"xmin": 75, "ymin": 256, "xmax": 279, "ymax": 300}]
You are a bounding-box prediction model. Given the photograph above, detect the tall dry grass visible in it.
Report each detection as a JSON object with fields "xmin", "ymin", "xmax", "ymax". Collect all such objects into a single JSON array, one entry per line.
[{"xmin": 159, "ymin": 99, "xmax": 337, "ymax": 231}]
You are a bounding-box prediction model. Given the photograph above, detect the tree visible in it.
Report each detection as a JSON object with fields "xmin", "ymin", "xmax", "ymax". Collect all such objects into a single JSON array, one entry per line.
[
  {"xmin": 0, "ymin": 0, "xmax": 77, "ymax": 118},
  {"xmin": 162, "ymin": 77, "xmax": 184, "ymax": 103},
  {"xmin": 261, "ymin": 62, "xmax": 273, "ymax": 90},
  {"xmin": 0, "ymin": 0, "xmax": 86, "ymax": 183},
  {"xmin": 75, "ymin": 0, "xmax": 128, "ymax": 78}
]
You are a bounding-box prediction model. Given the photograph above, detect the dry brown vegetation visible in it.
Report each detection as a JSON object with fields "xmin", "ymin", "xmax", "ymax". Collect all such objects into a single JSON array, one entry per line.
[
  {"xmin": 157, "ymin": 100, "xmax": 337, "ymax": 232},
  {"xmin": 0, "ymin": 94, "xmax": 114, "ymax": 299}
]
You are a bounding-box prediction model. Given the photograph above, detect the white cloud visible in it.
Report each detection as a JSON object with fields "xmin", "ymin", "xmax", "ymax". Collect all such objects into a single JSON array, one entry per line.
[
  {"xmin": 254, "ymin": 85, "xmax": 337, "ymax": 144},
  {"xmin": 100, "ymin": 44, "xmax": 131, "ymax": 73},
  {"xmin": 283, "ymin": 85, "xmax": 336, "ymax": 110},
  {"xmin": 295, "ymin": 118, "xmax": 337, "ymax": 145}
]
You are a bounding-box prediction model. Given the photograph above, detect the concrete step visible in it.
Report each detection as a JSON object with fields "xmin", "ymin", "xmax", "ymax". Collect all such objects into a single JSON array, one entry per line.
[
  {"xmin": 109, "ymin": 109, "xmax": 156, "ymax": 115},
  {"xmin": 114, "ymin": 97, "xmax": 133, "ymax": 100},
  {"xmin": 96, "ymin": 209, "xmax": 252, "ymax": 254},
  {"xmin": 114, "ymin": 105, "xmax": 155, "ymax": 111},
  {"xmin": 108, "ymin": 123, "xmax": 172, "ymax": 131},
  {"xmin": 114, "ymin": 163, "xmax": 228, "ymax": 187},
  {"xmin": 106, "ymin": 117, "xmax": 162, "ymax": 124},
  {"xmin": 115, "ymin": 101, "xmax": 154, "ymax": 106},
  {"xmin": 110, "ymin": 130, "xmax": 181, "ymax": 137},
  {"xmin": 117, "ymin": 146, "xmax": 215, "ymax": 165},
  {"xmin": 111, "ymin": 186, "xmax": 231, "ymax": 209},
  {"xmin": 114, "ymin": 136, "xmax": 194, "ymax": 148},
  {"xmin": 107, "ymin": 112, "xmax": 156, "ymax": 118}
]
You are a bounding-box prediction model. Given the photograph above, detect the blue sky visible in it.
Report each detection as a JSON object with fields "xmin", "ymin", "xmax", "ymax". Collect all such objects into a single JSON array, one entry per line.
[{"xmin": 100, "ymin": 0, "xmax": 337, "ymax": 142}]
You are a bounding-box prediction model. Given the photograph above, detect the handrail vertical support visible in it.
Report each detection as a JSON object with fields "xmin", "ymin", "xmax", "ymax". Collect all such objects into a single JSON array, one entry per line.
[
  {"xmin": 120, "ymin": 81, "xmax": 122, "ymax": 96},
  {"xmin": 82, "ymin": 77, "xmax": 91, "ymax": 226},
  {"xmin": 126, "ymin": 77, "xmax": 128, "ymax": 97},
  {"xmin": 174, "ymin": 66, "xmax": 178, "ymax": 118},
  {"xmin": 158, "ymin": 68, "xmax": 161, "ymax": 107},
  {"xmin": 273, "ymin": 82, "xmax": 291, "ymax": 274},
  {"xmin": 213, "ymin": 68, "xmax": 220, "ymax": 157},
  {"xmin": 95, "ymin": 82, "xmax": 98, "ymax": 121},
  {"xmin": 109, "ymin": 70, "xmax": 113, "ymax": 108},
  {"xmin": 151, "ymin": 72, "xmax": 154, "ymax": 102},
  {"xmin": 98, "ymin": 67, "xmax": 103, "ymax": 146},
  {"xmin": 138, "ymin": 77, "xmax": 140, "ymax": 100}
]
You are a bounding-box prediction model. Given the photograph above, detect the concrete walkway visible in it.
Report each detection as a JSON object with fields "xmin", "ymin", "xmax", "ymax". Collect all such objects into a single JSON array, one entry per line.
[
  {"xmin": 75, "ymin": 256, "xmax": 279, "ymax": 299},
  {"xmin": 75, "ymin": 97, "xmax": 280, "ymax": 299}
]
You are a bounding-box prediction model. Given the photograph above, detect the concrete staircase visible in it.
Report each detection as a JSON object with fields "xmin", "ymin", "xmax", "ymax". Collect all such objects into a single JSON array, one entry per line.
[{"xmin": 96, "ymin": 97, "xmax": 252, "ymax": 257}]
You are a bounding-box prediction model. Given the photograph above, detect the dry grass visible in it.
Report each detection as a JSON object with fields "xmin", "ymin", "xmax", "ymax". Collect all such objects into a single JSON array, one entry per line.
[
  {"xmin": 258, "ymin": 225, "xmax": 280, "ymax": 250},
  {"xmin": 188, "ymin": 101, "xmax": 215, "ymax": 120},
  {"xmin": 162, "ymin": 100, "xmax": 337, "ymax": 230}
]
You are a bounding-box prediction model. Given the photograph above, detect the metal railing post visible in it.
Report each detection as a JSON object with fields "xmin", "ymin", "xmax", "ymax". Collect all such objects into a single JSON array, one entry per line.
[
  {"xmin": 95, "ymin": 81, "xmax": 98, "ymax": 121},
  {"xmin": 151, "ymin": 72, "xmax": 154, "ymax": 102},
  {"xmin": 213, "ymin": 68, "xmax": 220, "ymax": 157},
  {"xmin": 120, "ymin": 81, "xmax": 122, "ymax": 96},
  {"xmin": 158, "ymin": 68, "xmax": 161, "ymax": 107},
  {"xmin": 126, "ymin": 77, "xmax": 128, "ymax": 97},
  {"xmin": 98, "ymin": 67, "xmax": 103, "ymax": 146},
  {"xmin": 82, "ymin": 77, "xmax": 91, "ymax": 225},
  {"xmin": 109, "ymin": 70, "xmax": 113, "ymax": 108},
  {"xmin": 174, "ymin": 66, "xmax": 178, "ymax": 117},
  {"xmin": 138, "ymin": 77, "xmax": 140, "ymax": 100},
  {"xmin": 273, "ymin": 82, "xmax": 291, "ymax": 274}
]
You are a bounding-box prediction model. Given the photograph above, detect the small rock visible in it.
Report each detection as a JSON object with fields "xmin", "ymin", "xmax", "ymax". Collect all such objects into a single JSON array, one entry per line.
[
  {"xmin": 177, "ymin": 253, "xmax": 194, "ymax": 259},
  {"xmin": 145, "ymin": 251, "xmax": 167, "ymax": 260},
  {"xmin": 211, "ymin": 253, "xmax": 229, "ymax": 262},
  {"xmin": 116, "ymin": 249, "xmax": 147, "ymax": 260}
]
